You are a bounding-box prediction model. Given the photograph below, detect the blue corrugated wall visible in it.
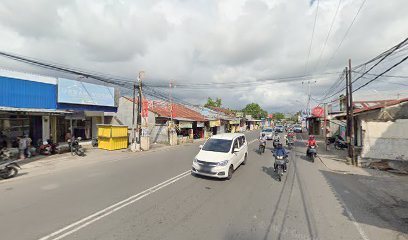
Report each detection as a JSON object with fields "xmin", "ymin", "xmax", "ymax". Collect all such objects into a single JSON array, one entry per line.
[{"xmin": 0, "ymin": 76, "xmax": 57, "ymax": 109}]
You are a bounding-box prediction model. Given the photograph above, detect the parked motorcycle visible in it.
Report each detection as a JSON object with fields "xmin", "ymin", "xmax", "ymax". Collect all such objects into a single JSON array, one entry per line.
[
  {"xmin": 0, "ymin": 147, "xmax": 11, "ymax": 160},
  {"xmin": 307, "ymin": 145, "xmax": 317, "ymax": 162},
  {"xmin": 69, "ymin": 137, "xmax": 85, "ymax": 156},
  {"xmin": 92, "ymin": 138, "xmax": 98, "ymax": 147},
  {"xmin": 37, "ymin": 139, "xmax": 52, "ymax": 155},
  {"xmin": 0, "ymin": 159, "xmax": 21, "ymax": 179},
  {"xmin": 259, "ymin": 140, "xmax": 266, "ymax": 154},
  {"xmin": 334, "ymin": 137, "xmax": 347, "ymax": 150}
]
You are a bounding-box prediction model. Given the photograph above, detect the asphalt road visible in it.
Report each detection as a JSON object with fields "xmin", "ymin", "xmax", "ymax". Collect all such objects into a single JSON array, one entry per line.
[{"xmin": 0, "ymin": 130, "xmax": 406, "ymax": 240}]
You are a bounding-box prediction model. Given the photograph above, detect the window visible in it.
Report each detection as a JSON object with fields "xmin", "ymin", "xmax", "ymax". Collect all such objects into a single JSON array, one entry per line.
[
  {"xmin": 238, "ymin": 136, "xmax": 245, "ymax": 147},
  {"xmin": 232, "ymin": 139, "xmax": 239, "ymax": 151},
  {"xmin": 202, "ymin": 139, "xmax": 232, "ymax": 153}
]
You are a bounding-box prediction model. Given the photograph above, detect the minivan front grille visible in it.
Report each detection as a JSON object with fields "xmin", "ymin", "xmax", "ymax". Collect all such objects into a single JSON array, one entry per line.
[{"xmin": 197, "ymin": 160, "xmax": 218, "ymax": 167}]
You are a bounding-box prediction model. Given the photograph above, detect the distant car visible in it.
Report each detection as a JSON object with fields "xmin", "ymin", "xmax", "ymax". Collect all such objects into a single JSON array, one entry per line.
[
  {"xmin": 275, "ymin": 125, "xmax": 284, "ymax": 133},
  {"xmin": 293, "ymin": 125, "xmax": 303, "ymax": 133},
  {"xmin": 261, "ymin": 128, "xmax": 274, "ymax": 140},
  {"xmin": 192, "ymin": 133, "xmax": 248, "ymax": 180}
]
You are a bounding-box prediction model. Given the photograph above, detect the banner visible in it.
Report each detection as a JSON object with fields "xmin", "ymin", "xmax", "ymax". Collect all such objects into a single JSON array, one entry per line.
[
  {"xmin": 229, "ymin": 120, "xmax": 240, "ymax": 125},
  {"xmin": 197, "ymin": 122, "xmax": 205, "ymax": 127},
  {"xmin": 312, "ymin": 106, "xmax": 324, "ymax": 117},
  {"xmin": 209, "ymin": 120, "xmax": 221, "ymax": 127},
  {"xmin": 58, "ymin": 78, "xmax": 115, "ymax": 106},
  {"xmin": 179, "ymin": 121, "xmax": 193, "ymax": 129}
]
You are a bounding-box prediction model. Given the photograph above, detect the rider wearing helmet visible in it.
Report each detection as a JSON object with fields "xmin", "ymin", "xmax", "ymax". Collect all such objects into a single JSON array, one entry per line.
[
  {"xmin": 306, "ymin": 135, "xmax": 317, "ymax": 155},
  {"xmin": 273, "ymin": 143, "xmax": 288, "ymax": 172}
]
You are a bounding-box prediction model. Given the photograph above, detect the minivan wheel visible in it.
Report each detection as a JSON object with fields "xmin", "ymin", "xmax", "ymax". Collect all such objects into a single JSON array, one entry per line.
[{"xmin": 227, "ymin": 166, "xmax": 233, "ymax": 180}]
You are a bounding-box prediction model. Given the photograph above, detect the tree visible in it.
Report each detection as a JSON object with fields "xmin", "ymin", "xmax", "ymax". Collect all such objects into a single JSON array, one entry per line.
[
  {"xmin": 242, "ymin": 103, "xmax": 267, "ymax": 119},
  {"xmin": 272, "ymin": 112, "xmax": 285, "ymax": 121},
  {"xmin": 204, "ymin": 97, "xmax": 222, "ymax": 107}
]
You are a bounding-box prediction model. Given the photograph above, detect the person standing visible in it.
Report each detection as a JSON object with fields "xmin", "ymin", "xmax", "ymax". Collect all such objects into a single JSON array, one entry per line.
[{"xmin": 18, "ymin": 136, "xmax": 27, "ymax": 159}]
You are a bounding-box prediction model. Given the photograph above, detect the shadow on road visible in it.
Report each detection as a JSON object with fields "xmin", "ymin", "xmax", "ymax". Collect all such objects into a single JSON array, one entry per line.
[
  {"xmin": 320, "ymin": 169, "xmax": 408, "ymax": 236},
  {"xmin": 191, "ymin": 172, "xmax": 226, "ymax": 181},
  {"xmin": 261, "ymin": 166, "xmax": 281, "ymax": 182}
]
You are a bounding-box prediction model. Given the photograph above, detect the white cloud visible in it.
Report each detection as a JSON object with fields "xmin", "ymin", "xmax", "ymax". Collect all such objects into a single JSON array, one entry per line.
[{"xmin": 0, "ymin": 0, "xmax": 407, "ymax": 112}]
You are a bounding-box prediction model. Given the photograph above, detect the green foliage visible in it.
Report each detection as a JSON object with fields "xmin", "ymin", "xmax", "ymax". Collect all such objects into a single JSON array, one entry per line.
[
  {"xmin": 204, "ymin": 97, "xmax": 222, "ymax": 107},
  {"xmin": 242, "ymin": 103, "xmax": 267, "ymax": 119},
  {"xmin": 272, "ymin": 112, "xmax": 285, "ymax": 121}
]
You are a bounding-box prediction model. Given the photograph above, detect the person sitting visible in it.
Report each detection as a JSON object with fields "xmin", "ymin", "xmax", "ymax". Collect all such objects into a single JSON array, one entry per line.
[
  {"xmin": 306, "ymin": 135, "xmax": 317, "ymax": 155},
  {"xmin": 273, "ymin": 143, "xmax": 288, "ymax": 172}
]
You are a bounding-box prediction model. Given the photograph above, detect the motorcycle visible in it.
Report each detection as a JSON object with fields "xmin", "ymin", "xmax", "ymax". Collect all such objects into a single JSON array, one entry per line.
[
  {"xmin": 68, "ymin": 137, "xmax": 85, "ymax": 156},
  {"xmin": 37, "ymin": 139, "xmax": 52, "ymax": 155},
  {"xmin": 307, "ymin": 145, "xmax": 317, "ymax": 162},
  {"xmin": 259, "ymin": 140, "xmax": 266, "ymax": 154},
  {"xmin": 92, "ymin": 138, "xmax": 98, "ymax": 147},
  {"xmin": 334, "ymin": 138, "xmax": 347, "ymax": 150},
  {"xmin": 286, "ymin": 136, "xmax": 294, "ymax": 150},
  {"xmin": 273, "ymin": 139, "xmax": 280, "ymax": 149},
  {"xmin": 274, "ymin": 154, "xmax": 287, "ymax": 182},
  {"xmin": 0, "ymin": 159, "xmax": 21, "ymax": 179}
]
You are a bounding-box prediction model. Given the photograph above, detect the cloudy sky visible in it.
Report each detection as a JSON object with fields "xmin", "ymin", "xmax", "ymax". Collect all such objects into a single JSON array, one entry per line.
[{"xmin": 0, "ymin": 0, "xmax": 407, "ymax": 112}]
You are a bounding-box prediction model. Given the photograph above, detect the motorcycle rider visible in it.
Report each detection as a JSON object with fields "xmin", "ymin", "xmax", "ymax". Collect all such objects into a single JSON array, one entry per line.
[
  {"xmin": 306, "ymin": 135, "xmax": 318, "ymax": 155},
  {"xmin": 259, "ymin": 133, "xmax": 267, "ymax": 152},
  {"xmin": 273, "ymin": 143, "xmax": 288, "ymax": 172},
  {"xmin": 285, "ymin": 129, "xmax": 295, "ymax": 145}
]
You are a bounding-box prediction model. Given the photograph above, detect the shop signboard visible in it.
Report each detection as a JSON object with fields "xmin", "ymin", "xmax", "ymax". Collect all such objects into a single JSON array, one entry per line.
[
  {"xmin": 209, "ymin": 120, "xmax": 221, "ymax": 127},
  {"xmin": 312, "ymin": 106, "xmax": 324, "ymax": 118},
  {"xmin": 245, "ymin": 115, "xmax": 252, "ymax": 120},
  {"xmin": 229, "ymin": 120, "xmax": 240, "ymax": 125},
  {"xmin": 197, "ymin": 122, "xmax": 205, "ymax": 128},
  {"xmin": 235, "ymin": 112, "xmax": 243, "ymax": 118},
  {"xmin": 179, "ymin": 121, "xmax": 193, "ymax": 129},
  {"xmin": 58, "ymin": 78, "xmax": 115, "ymax": 107}
]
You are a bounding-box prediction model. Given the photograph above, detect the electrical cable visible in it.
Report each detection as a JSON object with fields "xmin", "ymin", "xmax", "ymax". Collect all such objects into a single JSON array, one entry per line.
[{"xmin": 304, "ymin": 0, "xmax": 320, "ymax": 74}]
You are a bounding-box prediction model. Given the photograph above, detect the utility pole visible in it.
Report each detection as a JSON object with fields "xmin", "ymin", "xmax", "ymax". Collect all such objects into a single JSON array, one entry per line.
[
  {"xmin": 169, "ymin": 80, "xmax": 173, "ymax": 122},
  {"xmin": 131, "ymin": 78, "xmax": 136, "ymax": 145},
  {"xmin": 348, "ymin": 59, "xmax": 355, "ymax": 166},
  {"xmin": 345, "ymin": 67, "xmax": 351, "ymax": 162},
  {"xmin": 136, "ymin": 71, "xmax": 144, "ymax": 144},
  {"xmin": 324, "ymin": 102, "xmax": 328, "ymax": 151}
]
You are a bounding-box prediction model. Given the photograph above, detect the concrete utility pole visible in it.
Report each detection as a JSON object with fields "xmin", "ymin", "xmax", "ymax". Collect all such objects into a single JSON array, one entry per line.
[
  {"xmin": 169, "ymin": 80, "xmax": 173, "ymax": 122},
  {"xmin": 345, "ymin": 66, "xmax": 351, "ymax": 163},
  {"xmin": 137, "ymin": 71, "xmax": 144, "ymax": 144},
  {"xmin": 131, "ymin": 79, "xmax": 136, "ymax": 145},
  {"xmin": 324, "ymin": 103, "xmax": 328, "ymax": 151},
  {"xmin": 348, "ymin": 59, "xmax": 355, "ymax": 166}
]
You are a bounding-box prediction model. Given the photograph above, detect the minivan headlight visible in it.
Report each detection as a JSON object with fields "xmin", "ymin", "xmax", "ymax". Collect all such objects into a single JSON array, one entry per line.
[
  {"xmin": 217, "ymin": 160, "xmax": 229, "ymax": 166},
  {"xmin": 193, "ymin": 158, "xmax": 198, "ymax": 163}
]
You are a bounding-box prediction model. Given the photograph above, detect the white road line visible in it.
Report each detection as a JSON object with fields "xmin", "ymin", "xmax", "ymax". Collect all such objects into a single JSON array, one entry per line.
[
  {"xmin": 340, "ymin": 198, "xmax": 371, "ymax": 240},
  {"xmin": 38, "ymin": 170, "xmax": 191, "ymax": 240},
  {"xmin": 297, "ymin": 133, "xmax": 369, "ymax": 239}
]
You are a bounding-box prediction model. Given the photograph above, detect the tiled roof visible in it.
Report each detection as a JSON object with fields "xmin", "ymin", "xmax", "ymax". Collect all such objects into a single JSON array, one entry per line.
[
  {"xmin": 354, "ymin": 98, "xmax": 408, "ymax": 114},
  {"xmin": 207, "ymin": 106, "xmax": 235, "ymax": 116},
  {"xmin": 123, "ymin": 97, "xmax": 207, "ymax": 122}
]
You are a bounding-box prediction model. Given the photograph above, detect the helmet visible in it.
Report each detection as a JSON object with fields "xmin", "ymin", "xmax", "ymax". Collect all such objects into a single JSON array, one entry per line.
[
  {"xmin": 262, "ymin": 133, "xmax": 265, "ymax": 137},
  {"xmin": 309, "ymin": 135, "xmax": 315, "ymax": 140}
]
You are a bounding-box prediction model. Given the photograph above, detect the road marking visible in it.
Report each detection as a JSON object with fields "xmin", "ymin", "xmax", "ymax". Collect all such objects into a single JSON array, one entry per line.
[
  {"xmin": 38, "ymin": 170, "xmax": 191, "ymax": 240},
  {"xmin": 340, "ymin": 198, "xmax": 371, "ymax": 240},
  {"xmin": 249, "ymin": 139, "xmax": 258, "ymax": 145}
]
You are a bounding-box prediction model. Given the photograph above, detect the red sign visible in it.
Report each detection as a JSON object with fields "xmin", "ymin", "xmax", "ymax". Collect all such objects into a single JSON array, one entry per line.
[
  {"xmin": 142, "ymin": 98, "xmax": 149, "ymax": 117},
  {"xmin": 268, "ymin": 114, "xmax": 273, "ymax": 119},
  {"xmin": 312, "ymin": 106, "xmax": 324, "ymax": 117}
]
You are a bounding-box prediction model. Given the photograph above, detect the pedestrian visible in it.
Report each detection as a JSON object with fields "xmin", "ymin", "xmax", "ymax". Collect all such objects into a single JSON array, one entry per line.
[
  {"xmin": 18, "ymin": 136, "xmax": 27, "ymax": 160},
  {"xmin": 24, "ymin": 134, "xmax": 32, "ymax": 158}
]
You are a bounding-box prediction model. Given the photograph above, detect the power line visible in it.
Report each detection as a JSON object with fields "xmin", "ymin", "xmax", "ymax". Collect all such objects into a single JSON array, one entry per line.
[
  {"xmin": 304, "ymin": 0, "xmax": 320, "ymax": 74},
  {"xmin": 353, "ymin": 55, "xmax": 408, "ymax": 93},
  {"xmin": 314, "ymin": 0, "xmax": 342, "ymax": 71},
  {"xmin": 324, "ymin": 0, "xmax": 367, "ymax": 69}
]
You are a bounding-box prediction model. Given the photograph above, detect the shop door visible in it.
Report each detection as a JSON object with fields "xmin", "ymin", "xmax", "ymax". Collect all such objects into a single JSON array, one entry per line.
[{"xmin": 30, "ymin": 116, "xmax": 42, "ymax": 146}]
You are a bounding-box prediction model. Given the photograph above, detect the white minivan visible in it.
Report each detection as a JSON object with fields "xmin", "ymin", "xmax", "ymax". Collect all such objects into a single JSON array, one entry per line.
[{"xmin": 192, "ymin": 133, "xmax": 248, "ymax": 180}]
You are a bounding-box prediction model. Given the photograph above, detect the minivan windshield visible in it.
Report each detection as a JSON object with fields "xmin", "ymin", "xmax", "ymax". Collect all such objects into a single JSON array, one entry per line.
[
  {"xmin": 263, "ymin": 128, "xmax": 273, "ymax": 132},
  {"xmin": 202, "ymin": 139, "xmax": 232, "ymax": 153}
]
